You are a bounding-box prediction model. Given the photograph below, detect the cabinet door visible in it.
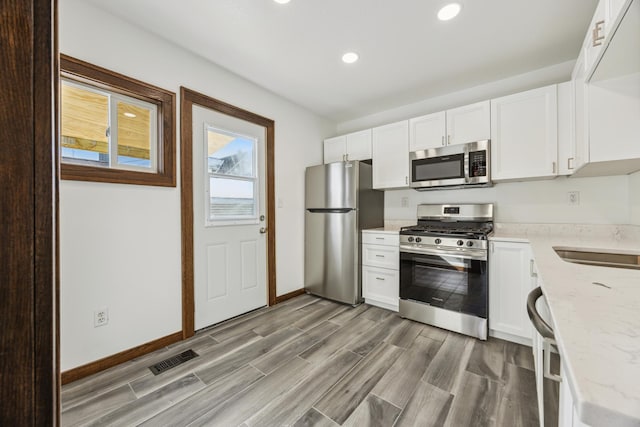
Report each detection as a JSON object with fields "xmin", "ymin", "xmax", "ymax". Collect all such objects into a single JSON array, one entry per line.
[
  {"xmin": 409, "ymin": 111, "xmax": 446, "ymax": 151},
  {"xmin": 491, "ymin": 85, "xmax": 558, "ymax": 181},
  {"xmin": 572, "ymin": 51, "xmax": 589, "ymax": 171},
  {"xmin": 446, "ymin": 100, "xmax": 491, "ymax": 146},
  {"xmin": 588, "ymin": 74, "xmax": 640, "ymax": 162},
  {"xmin": 323, "ymin": 136, "xmax": 346, "ymax": 164},
  {"xmin": 362, "ymin": 265, "xmax": 399, "ymax": 310},
  {"xmin": 372, "ymin": 120, "xmax": 409, "ymax": 189},
  {"xmin": 345, "ymin": 129, "xmax": 372, "ymax": 161},
  {"xmin": 557, "ymin": 81, "xmax": 575, "ymax": 175},
  {"xmin": 584, "ymin": 0, "xmax": 607, "ymax": 73},
  {"xmin": 489, "ymin": 241, "xmax": 535, "ymax": 339}
]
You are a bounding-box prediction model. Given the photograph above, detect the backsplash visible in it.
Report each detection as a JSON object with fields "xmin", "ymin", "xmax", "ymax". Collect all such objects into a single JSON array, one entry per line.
[
  {"xmin": 494, "ymin": 222, "xmax": 640, "ymax": 243},
  {"xmin": 384, "ymin": 174, "xmax": 632, "ymax": 225}
]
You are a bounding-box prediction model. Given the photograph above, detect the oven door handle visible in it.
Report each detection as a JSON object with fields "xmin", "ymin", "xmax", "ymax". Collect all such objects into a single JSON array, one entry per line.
[{"xmin": 400, "ymin": 245, "xmax": 487, "ymax": 261}]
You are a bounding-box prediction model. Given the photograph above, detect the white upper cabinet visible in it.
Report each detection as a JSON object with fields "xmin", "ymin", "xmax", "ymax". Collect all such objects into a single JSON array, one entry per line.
[
  {"xmin": 491, "ymin": 85, "xmax": 559, "ymax": 181},
  {"xmin": 409, "ymin": 111, "xmax": 445, "ymax": 151},
  {"xmin": 446, "ymin": 101, "xmax": 491, "ymax": 146},
  {"xmin": 323, "ymin": 129, "xmax": 372, "ymax": 164},
  {"xmin": 323, "ymin": 135, "xmax": 347, "ymax": 163},
  {"xmin": 409, "ymin": 101, "xmax": 490, "ymax": 151},
  {"xmin": 557, "ymin": 81, "xmax": 576, "ymax": 175},
  {"xmin": 372, "ymin": 120, "xmax": 409, "ymax": 189}
]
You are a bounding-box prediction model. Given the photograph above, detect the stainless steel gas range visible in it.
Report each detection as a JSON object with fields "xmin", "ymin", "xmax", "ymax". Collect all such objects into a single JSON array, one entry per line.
[{"xmin": 399, "ymin": 203, "xmax": 494, "ymax": 340}]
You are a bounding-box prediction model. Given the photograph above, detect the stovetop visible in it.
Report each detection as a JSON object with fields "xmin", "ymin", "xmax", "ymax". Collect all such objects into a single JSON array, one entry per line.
[{"xmin": 400, "ymin": 221, "xmax": 494, "ymax": 239}]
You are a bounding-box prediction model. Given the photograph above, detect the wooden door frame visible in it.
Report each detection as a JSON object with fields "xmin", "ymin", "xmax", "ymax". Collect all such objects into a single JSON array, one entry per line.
[
  {"xmin": 180, "ymin": 87, "xmax": 276, "ymax": 338},
  {"xmin": 1, "ymin": 0, "xmax": 59, "ymax": 424}
]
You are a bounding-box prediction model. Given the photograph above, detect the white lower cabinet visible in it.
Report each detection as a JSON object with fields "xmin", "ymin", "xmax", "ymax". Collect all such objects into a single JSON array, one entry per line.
[
  {"xmin": 488, "ymin": 240, "xmax": 536, "ymax": 344},
  {"xmin": 361, "ymin": 230, "xmax": 399, "ymax": 311},
  {"xmin": 559, "ymin": 363, "xmax": 590, "ymax": 427}
]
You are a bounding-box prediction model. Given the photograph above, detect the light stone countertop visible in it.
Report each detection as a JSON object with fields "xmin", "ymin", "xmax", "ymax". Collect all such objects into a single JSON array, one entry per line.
[
  {"xmin": 491, "ymin": 223, "xmax": 640, "ymax": 427},
  {"xmin": 361, "ymin": 227, "xmax": 400, "ymax": 234}
]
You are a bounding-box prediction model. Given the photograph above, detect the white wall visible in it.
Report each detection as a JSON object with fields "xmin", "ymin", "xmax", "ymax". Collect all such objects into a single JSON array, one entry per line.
[
  {"xmin": 385, "ymin": 175, "xmax": 631, "ymax": 224},
  {"xmin": 631, "ymin": 172, "xmax": 640, "ymax": 225},
  {"xmin": 60, "ymin": 0, "xmax": 333, "ymax": 371}
]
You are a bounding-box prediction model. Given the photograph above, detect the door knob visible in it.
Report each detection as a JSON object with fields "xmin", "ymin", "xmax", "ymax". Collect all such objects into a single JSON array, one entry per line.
[{"xmin": 260, "ymin": 227, "xmax": 267, "ymax": 234}]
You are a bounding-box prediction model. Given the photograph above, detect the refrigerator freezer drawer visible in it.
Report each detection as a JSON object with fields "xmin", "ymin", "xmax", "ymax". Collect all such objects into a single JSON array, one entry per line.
[{"xmin": 304, "ymin": 209, "xmax": 359, "ymax": 305}]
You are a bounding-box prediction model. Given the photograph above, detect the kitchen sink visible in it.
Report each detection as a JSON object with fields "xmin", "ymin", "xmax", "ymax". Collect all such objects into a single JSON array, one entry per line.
[{"xmin": 553, "ymin": 247, "xmax": 640, "ymax": 270}]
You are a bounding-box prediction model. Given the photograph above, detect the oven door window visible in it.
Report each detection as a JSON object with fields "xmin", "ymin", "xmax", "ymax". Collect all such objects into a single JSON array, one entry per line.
[
  {"xmin": 412, "ymin": 153, "xmax": 464, "ymax": 182},
  {"xmin": 400, "ymin": 252, "xmax": 487, "ymax": 318}
]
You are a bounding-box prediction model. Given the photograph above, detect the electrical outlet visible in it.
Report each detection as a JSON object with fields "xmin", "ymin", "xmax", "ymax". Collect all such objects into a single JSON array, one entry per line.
[
  {"xmin": 567, "ymin": 191, "xmax": 580, "ymax": 205},
  {"xmin": 401, "ymin": 197, "xmax": 409, "ymax": 208},
  {"xmin": 94, "ymin": 308, "xmax": 109, "ymax": 327}
]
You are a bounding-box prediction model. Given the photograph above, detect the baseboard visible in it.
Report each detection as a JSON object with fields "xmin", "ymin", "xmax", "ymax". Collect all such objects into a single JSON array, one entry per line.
[
  {"xmin": 489, "ymin": 329, "xmax": 533, "ymax": 347},
  {"xmin": 61, "ymin": 331, "xmax": 183, "ymax": 385},
  {"xmin": 275, "ymin": 288, "xmax": 305, "ymax": 304}
]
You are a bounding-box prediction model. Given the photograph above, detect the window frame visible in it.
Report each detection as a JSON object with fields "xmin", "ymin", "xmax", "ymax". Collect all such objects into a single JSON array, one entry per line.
[
  {"xmin": 204, "ymin": 125, "xmax": 260, "ymax": 227},
  {"xmin": 60, "ymin": 54, "xmax": 176, "ymax": 187}
]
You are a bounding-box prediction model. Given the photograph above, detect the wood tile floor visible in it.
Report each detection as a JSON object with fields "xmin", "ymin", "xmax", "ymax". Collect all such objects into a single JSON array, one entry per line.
[{"xmin": 61, "ymin": 294, "xmax": 557, "ymax": 426}]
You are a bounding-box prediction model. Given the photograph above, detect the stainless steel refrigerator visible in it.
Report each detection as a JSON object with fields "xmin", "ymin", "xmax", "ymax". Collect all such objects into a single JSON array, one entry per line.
[{"xmin": 304, "ymin": 161, "xmax": 384, "ymax": 305}]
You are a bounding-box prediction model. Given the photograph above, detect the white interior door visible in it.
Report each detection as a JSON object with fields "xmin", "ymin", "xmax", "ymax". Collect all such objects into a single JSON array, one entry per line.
[{"xmin": 192, "ymin": 105, "xmax": 267, "ymax": 330}]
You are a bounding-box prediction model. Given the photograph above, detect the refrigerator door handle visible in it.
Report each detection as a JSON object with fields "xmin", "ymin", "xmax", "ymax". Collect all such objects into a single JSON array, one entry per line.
[{"xmin": 307, "ymin": 208, "xmax": 354, "ymax": 213}]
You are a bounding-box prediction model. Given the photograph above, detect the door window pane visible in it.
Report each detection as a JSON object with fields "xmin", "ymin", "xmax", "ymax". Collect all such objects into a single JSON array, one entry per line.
[
  {"xmin": 116, "ymin": 100, "xmax": 154, "ymax": 169},
  {"xmin": 206, "ymin": 127, "xmax": 258, "ymax": 224},
  {"xmin": 60, "ymin": 81, "xmax": 110, "ymax": 166},
  {"xmin": 209, "ymin": 177, "xmax": 255, "ymax": 219},
  {"xmin": 207, "ymin": 129, "xmax": 254, "ymax": 177}
]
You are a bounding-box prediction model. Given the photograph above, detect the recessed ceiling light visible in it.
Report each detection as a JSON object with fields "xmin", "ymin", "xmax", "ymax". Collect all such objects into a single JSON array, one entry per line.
[
  {"xmin": 342, "ymin": 52, "xmax": 359, "ymax": 64},
  {"xmin": 274, "ymin": 0, "xmax": 290, "ymax": 4},
  {"xmin": 438, "ymin": 3, "xmax": 461, "ymax": 21},
  {"xmin": 124, "ymin": 112, "xmax": 137, "ymax": 118}
]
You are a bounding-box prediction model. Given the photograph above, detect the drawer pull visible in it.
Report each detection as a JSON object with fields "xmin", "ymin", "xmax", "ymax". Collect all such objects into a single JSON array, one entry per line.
[
  {"xmin": 375, "ymin": 254, "xmax": 385, "ymax": 258},
  {"xmin": 375, "ymin": 237, "xmax": 384, "ymax": 240},
  {"xmin": 376, "ymin": 277, "xmax": 385, "ymax": 281}
]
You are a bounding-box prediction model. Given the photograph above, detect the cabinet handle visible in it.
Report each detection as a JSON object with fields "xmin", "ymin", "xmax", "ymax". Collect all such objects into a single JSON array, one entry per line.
[
  {"xmin": 375, "ymin": 254, "xmax": 385, "ymax": 257},
  {"xmin": 405, "ymin": 176, "xmax": 408, "ymax": 185},
  {"xmin": 376, "ymin": 277, "xmax": 385, "ymax": 281},
  {"xmin": 375, "ymin": 237, "xmax": 384, "ymax": 240},
  {"xmin": 345, "ymin": 153, "xmax": 349, "ymax": 161},
  {"xmin": 552, "ymin": 161, "xmax": 556, "ymax": 174},
  {"xmin": 567, "ymin": 157, "xmax": 574, "ymax": 170},
  {"xmin": 592, "ymin": 20, "xmax": 605, "ymax": 47},
  {"xmin": 441, "ymin": 136, "xmax": 445, "ymax": 146},
  {"xmin": 447, "ymin": 135, "xmax": 451, "ymax": 145},
  {"xmin": 530, "ymin": 259, "xmax": 538, "ymax": 278},
  {"xmin": 544, "ymin": 338, "xmax": 562, "ymax": 383}
]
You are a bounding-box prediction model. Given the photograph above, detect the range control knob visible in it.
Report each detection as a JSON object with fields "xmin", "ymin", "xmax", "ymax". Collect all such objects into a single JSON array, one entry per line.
[
  {"xmin": 466, "ymin": 241, "xmax": 474, "ymax": 247},
  {"xmin": 434, "ymin": 238, "xmax": 442, "ymax": 245},
  {"xmin": 415, "ymin": 237, "xmax": 422, "ymax": 243},
  {"xmin": 457, "ymin": 240, "xmax": 464, "ymax": 246},
  {"xmin": 407, "ymin": 237, "xmax": 414, "ymax": 242}
]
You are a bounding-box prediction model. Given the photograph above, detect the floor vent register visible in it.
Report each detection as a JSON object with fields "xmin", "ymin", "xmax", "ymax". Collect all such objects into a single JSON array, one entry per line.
[{"xmin": 149, "ymin": 349, "xmax": 199, "ymax": 375}]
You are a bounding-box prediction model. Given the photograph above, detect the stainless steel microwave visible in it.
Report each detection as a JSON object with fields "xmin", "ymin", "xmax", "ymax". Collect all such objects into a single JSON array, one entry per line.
[{"xmin": 410, "ymin": 140, "xmax": 491, "ymax": 190}]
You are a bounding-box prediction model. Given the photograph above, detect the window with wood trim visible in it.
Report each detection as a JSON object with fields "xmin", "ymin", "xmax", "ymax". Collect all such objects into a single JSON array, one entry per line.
[{"xmin": 60, "ymin": 55, "xmax": 176, "ymax": 186}]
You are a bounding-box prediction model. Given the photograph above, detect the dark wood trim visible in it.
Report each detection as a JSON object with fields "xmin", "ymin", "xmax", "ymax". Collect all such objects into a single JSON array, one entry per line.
[
  {"xmin": 275, "ymin": 289, "xmax": 306, "ymax": 304},
  {"xmin": 59, "ymin": 55, "xmax": 177, "ymax": 187},
  {"xmin": 60, "ymin": 331, "xmax": 182, "ymax": 385},
  {"xmin": 0, "ymin": 0, "xmax": 58, "ymax": 423},
  {"xmin": 180, "ymin": 87, "xmax": 277, "ymax": 338}
]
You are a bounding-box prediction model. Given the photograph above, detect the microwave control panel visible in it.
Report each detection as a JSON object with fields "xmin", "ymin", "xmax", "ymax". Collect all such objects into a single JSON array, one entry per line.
[{"xmin": 469, "ymin": 150, "xmax": 487, "ymax": 177}]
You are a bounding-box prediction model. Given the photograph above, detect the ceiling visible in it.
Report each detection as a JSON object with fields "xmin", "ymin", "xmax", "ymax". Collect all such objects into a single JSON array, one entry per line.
[{"xmin": 86, "ymin": 0, "xmax": 598, "ymax": 122}]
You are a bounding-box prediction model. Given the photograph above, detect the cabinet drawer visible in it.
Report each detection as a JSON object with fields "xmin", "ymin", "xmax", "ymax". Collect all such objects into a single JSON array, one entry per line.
[
  {"xmin": 362, "ymin": 244, "xmax": 399, "ymax": 269},
  {"xmin": 362, "ymin": 266, "xmax": 399, "ymax": 302},
  {"xmin": 362, "ymin": 232, "xmax": 399, "ymax": 246}
]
